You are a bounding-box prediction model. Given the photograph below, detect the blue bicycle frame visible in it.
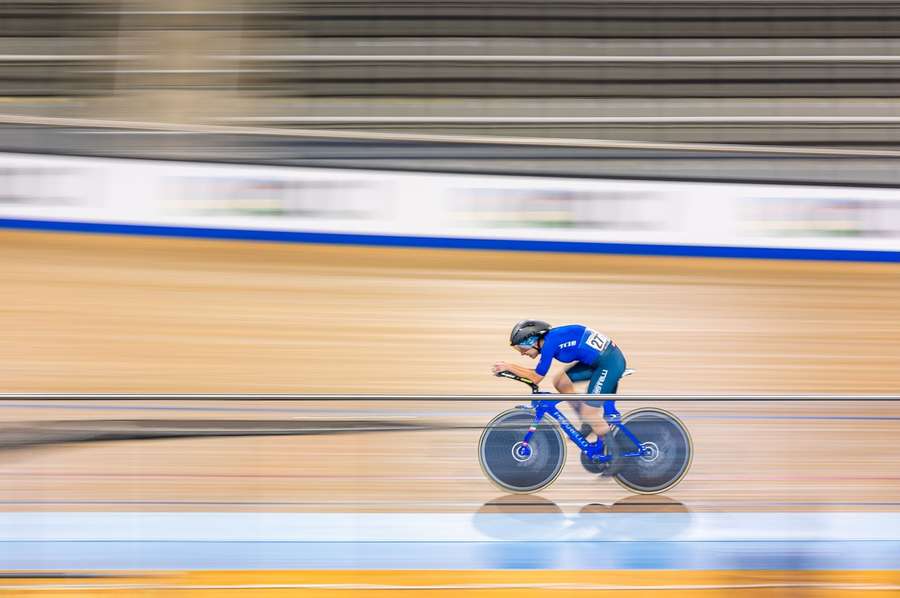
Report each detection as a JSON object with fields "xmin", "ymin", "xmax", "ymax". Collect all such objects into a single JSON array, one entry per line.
[{"xmin": 497, "ymin": 370, "xmax": 649, "ymax": 462}]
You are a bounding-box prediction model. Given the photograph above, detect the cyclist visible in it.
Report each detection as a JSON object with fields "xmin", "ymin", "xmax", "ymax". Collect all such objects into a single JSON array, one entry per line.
[{"xmin": 491, "ymin": 319, "xmax": 627, "ymax": 448}]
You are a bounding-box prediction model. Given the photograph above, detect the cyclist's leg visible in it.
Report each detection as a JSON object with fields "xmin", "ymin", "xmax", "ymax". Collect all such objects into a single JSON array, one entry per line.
[
  {"xmin": 557, "ymin": 363, "xmax": 594, "ymax": 419},
  {"xmin": 552, "ymin": 370, "xmax": 576, "ymax": 394},
  {"xmin": 557, "ymin": 362, "xmax": 594, "ymax": 390},
  {"xmin": 582, "ymin": 345, "xmax": 627, "ymax": 437}
]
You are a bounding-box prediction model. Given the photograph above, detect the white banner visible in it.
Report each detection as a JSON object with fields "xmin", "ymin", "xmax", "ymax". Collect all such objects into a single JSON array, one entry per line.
[{"xmin": 1, "ymin": 152, "xmax": 899, "ymax": 253}]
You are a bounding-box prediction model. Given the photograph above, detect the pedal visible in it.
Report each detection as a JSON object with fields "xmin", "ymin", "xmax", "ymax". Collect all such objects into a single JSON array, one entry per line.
[
  {"xmin": 601, "ymin": 459, "xmax": 625, "ymax": 477},
  {"xmin": 599, "ymin": 433, "xmax": 624, "ymax": 477}
]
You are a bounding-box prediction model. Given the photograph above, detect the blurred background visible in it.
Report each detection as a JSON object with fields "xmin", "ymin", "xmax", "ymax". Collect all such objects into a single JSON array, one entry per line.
[
  {"xmin": 0, "ymin": 2, "xmax": 899, "ymax": 594},
  {"xmin": 5, "ymin": 0, "xmax": 900, "ymax": 184}
]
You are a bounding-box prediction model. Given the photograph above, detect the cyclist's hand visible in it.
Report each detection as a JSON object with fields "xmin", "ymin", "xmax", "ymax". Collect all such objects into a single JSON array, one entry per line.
[{"xmin": 491, "ymin": 362, "xmax": 510, "ymax": 375}]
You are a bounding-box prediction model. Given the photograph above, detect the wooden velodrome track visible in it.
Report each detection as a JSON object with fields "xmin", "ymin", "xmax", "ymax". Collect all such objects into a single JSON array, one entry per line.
[
  {"xmin": 4, "ymin": 230, "xmax": 900, "ymax": 395},
  {"xmin": 1, "ymin": 230, "xmax": 900, "ymax": 596},
  {"xmin": 0, "ymin": 229, "xmax": 898, "ymax": 513}
]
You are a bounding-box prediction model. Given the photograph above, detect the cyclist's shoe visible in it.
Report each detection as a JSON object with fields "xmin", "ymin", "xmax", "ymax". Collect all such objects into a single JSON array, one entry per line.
[
  {"xmin": 579, "ymin": 422, "xmax": 593, "ymax": 438},
  {"xmin": 603, "ymin": 408, "xmax": 622, "ymax": 425}
]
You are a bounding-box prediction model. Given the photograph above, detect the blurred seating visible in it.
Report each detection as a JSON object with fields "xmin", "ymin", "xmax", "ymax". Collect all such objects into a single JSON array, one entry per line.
[{"xmin": 4, "ymin": 1, "xmax": 900, "ymax": 184}]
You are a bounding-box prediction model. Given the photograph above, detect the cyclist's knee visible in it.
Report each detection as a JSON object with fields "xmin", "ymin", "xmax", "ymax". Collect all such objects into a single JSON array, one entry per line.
[
  {"xmin": 581, "ymin": 404, "xmax": 611, "ymax": 436},
  {"xmin": 553, "ymin": 371, "xmax": 575, "ymax": 393}
]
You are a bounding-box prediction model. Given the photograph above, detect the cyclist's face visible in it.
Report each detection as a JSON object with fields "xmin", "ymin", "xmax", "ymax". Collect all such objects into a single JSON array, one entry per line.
[{"xmin": 514, "ymin": 345, "xmax": 539, "ymax": 359}]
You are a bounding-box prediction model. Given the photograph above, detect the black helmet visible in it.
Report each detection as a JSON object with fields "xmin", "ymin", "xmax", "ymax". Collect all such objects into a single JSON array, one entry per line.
[{"xmin": 509, "ymin": 320, "xmax": 551, "ymax": 347}]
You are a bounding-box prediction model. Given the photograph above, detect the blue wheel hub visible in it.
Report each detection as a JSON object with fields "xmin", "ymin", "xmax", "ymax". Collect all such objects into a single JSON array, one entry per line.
[
  {"xmin": 511, "ymin": 441, "xmax": 533, "ymax": 462},
  {"xmin": 640, "ymin": 441, "xmax": 660, "ymax": 462}
]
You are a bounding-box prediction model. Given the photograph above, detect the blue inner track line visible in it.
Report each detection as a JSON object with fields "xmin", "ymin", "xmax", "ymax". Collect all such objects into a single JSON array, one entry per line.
[
  {"xmin": 2, "ymin": 218, "xmax": 900, "ymax": 263},
  {"xmin": 1, "ymin": 512, "xmax": 898, "ymax": 570},
  {"xmin": 1, "ymin": 540, "xmax": 898, "ymax": 570}
]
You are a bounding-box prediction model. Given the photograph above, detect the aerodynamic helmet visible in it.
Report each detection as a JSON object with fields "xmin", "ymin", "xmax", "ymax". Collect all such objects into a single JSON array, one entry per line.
[{"xmin": 509, "ymin": 320, "xmax": 551, "ymax": 348}]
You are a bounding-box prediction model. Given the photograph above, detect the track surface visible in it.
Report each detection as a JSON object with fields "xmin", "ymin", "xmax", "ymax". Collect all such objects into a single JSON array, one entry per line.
[
  {"xmin": 0, "ymin": 399, "xmax": 896, "ymax": 512},
  {"xmin": 0, "ymin": 230, "xmax": 898, "ymax": 512},
  {"xmin": 1, "ymin": 231, "xmax": 899, "ymax": 595},
  {"xmin": 3, "ymin": 231, "xmax": 900, "ymax": 395}
]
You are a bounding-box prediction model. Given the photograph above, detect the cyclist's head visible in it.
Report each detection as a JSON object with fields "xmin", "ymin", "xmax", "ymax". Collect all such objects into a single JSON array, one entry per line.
[{"xmin": 509, "ymin": 320, "xmax": 551, "ymax": 356}]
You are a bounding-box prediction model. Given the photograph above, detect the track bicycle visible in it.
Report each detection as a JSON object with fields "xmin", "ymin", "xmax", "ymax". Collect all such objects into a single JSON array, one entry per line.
[{"xmin": 478, "ymin": 370, "xmax": 692, "ymax": 494}]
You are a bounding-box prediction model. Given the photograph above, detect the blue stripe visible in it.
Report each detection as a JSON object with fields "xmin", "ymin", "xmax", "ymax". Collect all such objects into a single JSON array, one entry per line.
[
  {"xmin": 2, "ymin": 512, "xmax": 899, "ymax": 570},
  {"xmin": 1, "ymin": 540, "xmax": 898, "ymax": 570},
  {"xmin": 2, "ymin": 218, "xmax": 899, "ymax": 263}
]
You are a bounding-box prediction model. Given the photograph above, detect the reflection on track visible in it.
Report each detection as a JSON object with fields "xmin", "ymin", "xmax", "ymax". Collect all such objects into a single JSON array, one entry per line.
[
  {"xmin": 474, "ymin": 495, "xmax": 692, "ymax": 542},
  {"xmin": 476, "ymin": 494, "xmax": 690, "ymax": 513}
]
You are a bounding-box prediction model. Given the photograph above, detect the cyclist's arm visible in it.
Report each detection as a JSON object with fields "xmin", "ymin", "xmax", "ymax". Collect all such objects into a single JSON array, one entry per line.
[
  {"xmin": 503, "ymin": 362, "xmax": 544, "ymax": 384},
  {"xmin": 498, "ymin": 347, "xmax": 553, "ymax": 383}
]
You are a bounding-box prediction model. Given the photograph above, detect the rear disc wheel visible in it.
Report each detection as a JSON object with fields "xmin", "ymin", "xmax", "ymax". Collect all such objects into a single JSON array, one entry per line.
[{"xmin": 611, "ymin": 408, "xmax": 693, "ymax": 494}]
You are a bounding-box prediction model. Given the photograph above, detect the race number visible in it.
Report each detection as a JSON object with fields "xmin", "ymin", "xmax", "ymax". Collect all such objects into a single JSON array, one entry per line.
[{"xmin": 586, "ymin": 329, "xmax": 610, "ymax": 352}]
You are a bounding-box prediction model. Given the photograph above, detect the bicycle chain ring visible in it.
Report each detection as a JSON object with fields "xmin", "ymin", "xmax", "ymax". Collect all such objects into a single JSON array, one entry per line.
[{"xmin": 580, "ymin": 450, "xmax": 608, "ymax": 474}]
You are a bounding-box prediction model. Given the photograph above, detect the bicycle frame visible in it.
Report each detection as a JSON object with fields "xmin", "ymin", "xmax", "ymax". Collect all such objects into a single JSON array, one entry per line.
[
  {"xmin": 495, "ymin": 370, "xmax": 648, "ymax": 462},
  {"xmin": 521, "ymin": 399, "xmax": 647, "ymax": 462}
]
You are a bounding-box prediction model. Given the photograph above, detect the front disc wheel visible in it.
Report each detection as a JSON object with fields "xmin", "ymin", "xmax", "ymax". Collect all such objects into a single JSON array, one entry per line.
[{"xmin": 478, "ymin": 409, "xmax": 566, "ymax": 494}]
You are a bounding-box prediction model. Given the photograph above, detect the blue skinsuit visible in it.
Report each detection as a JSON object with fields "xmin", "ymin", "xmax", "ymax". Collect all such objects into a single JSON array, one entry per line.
[{"xmin": 534, "ymin": 325, "xmax": 626, "ymax": 409}]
